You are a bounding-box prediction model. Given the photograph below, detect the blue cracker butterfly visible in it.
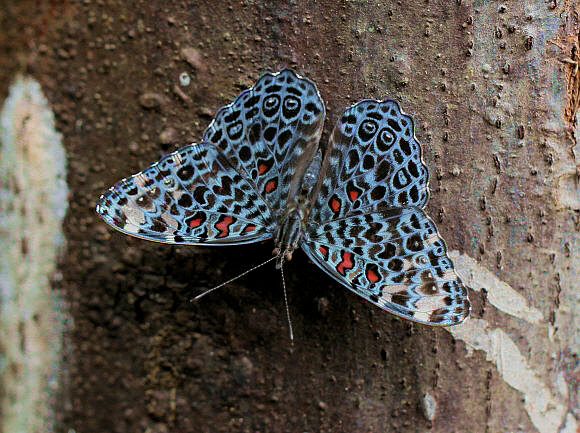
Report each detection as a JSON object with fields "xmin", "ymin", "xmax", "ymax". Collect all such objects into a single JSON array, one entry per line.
[{"xmin": 96, "ymin": 69, "xmax": 470, "ymax": 327}]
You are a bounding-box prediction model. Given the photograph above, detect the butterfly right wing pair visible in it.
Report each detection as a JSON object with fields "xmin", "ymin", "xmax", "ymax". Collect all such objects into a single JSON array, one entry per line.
[{"xmin": 302, "ymin": 100, "xmax": 470, "ymax": 325}]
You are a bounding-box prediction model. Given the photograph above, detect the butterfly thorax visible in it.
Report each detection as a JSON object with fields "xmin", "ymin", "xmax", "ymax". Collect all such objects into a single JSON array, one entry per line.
[{"xmin": 273, "ymin": 151, "xmax": 322, "ymax": 268}]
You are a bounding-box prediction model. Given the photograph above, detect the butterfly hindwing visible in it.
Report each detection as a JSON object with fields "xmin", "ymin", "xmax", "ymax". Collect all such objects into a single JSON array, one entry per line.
[
  {"xmin": 96, "ymin": 143, "xmax": 274, "ymax": 245},
  {"xmin": 309, "ymin": 100, "xmax": 429, "ymax": 223},
  {"xmin": 203, "ymin": 69, "xmax": 325, "ymax": 216},
  {"xmin": 302, "ymin": 207, "xmax": 470, "ymax": 325}
]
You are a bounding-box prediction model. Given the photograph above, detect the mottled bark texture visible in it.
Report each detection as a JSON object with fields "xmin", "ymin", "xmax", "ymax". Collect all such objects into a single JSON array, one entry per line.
[{"xmin": 0, "ymin": 1, "xmax": 577, "ymax": 432}]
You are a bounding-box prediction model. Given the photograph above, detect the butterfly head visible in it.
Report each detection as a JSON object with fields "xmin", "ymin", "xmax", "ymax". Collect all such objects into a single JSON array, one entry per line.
[{"xmin": 272, "ymin": 247, "xmax": 293, "ymax": 269}]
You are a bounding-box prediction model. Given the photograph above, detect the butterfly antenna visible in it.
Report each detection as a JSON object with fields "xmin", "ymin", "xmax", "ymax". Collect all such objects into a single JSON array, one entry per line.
[
  {"xmin": 192, "ymin": 256, "xmax": 277, "ymax": 301},
  {"xmin": 279, "ymin": 257, "xmax": 294, "ymax": 342}
]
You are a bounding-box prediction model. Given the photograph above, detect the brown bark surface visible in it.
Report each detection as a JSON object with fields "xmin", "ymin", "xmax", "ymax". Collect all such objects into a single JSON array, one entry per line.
[{"xmin": 0, "ymin": 1, "xmax": 577, "ymax": 432}]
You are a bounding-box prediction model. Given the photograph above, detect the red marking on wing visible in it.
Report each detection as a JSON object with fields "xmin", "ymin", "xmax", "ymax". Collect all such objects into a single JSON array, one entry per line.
[
  {"xmin": 367, "ymin": 269, "xmax": 380, "ymax": 283},
  {"xmin": 243, "ymin": 225, "xmax": 256, "ymax": 232},
  {"xmin": 336, "ymin": 251, "xmax": 354, "ymax": 276},
  {"xmin": 319, "ymin": 245, "xmax": 328, "ymax": 259},
  {"xmin": 348, "ymin": 190, "xmax": 359, "ymax": 201},
  {"xmin": 331, "ymin": 198, "xmax": 341, "ymax": 213},
  {"xmin": 189, "ymin": 218, "xmax": 202, "ymax": 228},
  {"xmin": 215, "ymin": 216, "xmax": 234, "ymax": 238},
  {"xmin": 265, "ymin": 180, "xmax": 276, "ymax": 193},
  {"xmin": 258, "ymin": 163, "xmax": 268, "ymax": 174}
]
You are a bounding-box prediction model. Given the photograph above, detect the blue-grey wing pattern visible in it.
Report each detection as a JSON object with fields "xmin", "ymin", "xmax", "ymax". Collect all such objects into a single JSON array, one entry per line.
[
  {"xmin": 203, "ymin": 69, "xmax": 325, "ymax": 217},
  {"xmin": 301, "ymin": 207, "xmax": 470, "ymax": 325},
  {"xmin": 97, "ymin": 69, "xmax": 325, "ymax": 247},
  {"xmin": 309, "ymin": 100, "xmax": 429, "ymax": 223},
  {"xmin": 96, "ymin": 143, "xmax": 274, "ymax": 245},
  {"xmin": 302, "ymin": 100, "xmax": 470, "ymax": 325}
]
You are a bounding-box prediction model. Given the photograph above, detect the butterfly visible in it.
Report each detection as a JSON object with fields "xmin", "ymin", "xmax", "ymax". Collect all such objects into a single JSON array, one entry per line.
[{"xmin": 96, "ymin": 69, "xmax": 470, "ymax": 327}]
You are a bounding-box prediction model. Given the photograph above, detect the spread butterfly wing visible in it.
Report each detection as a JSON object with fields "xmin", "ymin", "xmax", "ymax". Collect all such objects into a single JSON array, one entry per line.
[
  {"xmin": 96, "ymin": 143, "xmax": 274, "ymax": 245},
  {"xmin": 309, "ymin": 100, "xmax": 429, "ymax": 223},
  {"xmin": 97, "ymin": 69, "xmax": 325, "ymax": 246},
  {"xmin": 203, "ymin": 69, "xmax": 325, "ymax": 216},
  {"xmin": 301, "ymin": 207, "xmax": 470, "ymax": 325},
  {"xmin": 304, "ymin": 99, "xmax": 470, "ymax": 325}
]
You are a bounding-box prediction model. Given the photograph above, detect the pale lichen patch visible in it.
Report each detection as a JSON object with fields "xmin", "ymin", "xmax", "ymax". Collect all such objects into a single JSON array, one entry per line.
[{"xmin": 0, "ymin": 75, "xmax": 68, "ymax": 432}]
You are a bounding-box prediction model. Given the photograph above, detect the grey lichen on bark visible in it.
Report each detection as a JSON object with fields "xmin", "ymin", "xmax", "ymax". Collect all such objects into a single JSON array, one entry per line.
[{"xmin": 0, "ymin": 76, "xmax": 68, "ymax": 433}]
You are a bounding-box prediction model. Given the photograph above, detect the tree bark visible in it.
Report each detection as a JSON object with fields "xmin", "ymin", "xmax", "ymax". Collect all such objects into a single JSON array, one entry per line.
[{"xmin": 0, "ymin": 1, "xmax": 577, "ymax": 432}]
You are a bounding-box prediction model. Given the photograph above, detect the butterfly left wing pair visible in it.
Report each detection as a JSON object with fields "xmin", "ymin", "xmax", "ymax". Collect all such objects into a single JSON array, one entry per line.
[
  {"xmin": 96, "ymin": 69, "xmax": 325, "ymax": 246},
  {"xmin": 301, "ymin": 100, "xmax": 470, "ymax": 325}
]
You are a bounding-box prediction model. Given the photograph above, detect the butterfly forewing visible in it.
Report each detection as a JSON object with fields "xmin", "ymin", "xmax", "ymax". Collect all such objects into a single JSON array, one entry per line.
[
  {"xmin": 203, "ymin": 69, "xmax": 325, "ymax": 216},
  {"xmin": 309, "ymin": 100, "xmax": 429, "ymax": 223},
  {"xmin": 302, "ymin": 99, "xmax": 470, "ymax": 325}
]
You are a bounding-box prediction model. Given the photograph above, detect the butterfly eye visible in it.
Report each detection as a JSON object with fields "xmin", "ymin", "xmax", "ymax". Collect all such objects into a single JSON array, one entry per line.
[
  {"xmin": 264, "ymin": 96, "xmax": 277, "ymax": 108},
  {"xmin": 363, "ymin": 121, "xmax": 376, "ymax": 133},
  {"xmin": 283, "ymin": 96, "xmax": 299, "ymax": 110}
]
